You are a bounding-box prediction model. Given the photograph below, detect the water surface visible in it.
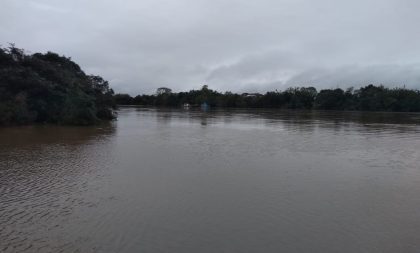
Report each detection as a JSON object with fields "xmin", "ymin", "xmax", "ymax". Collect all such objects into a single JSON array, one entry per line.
[{"xmin": 1, "ymin": 108, "xmax": 420, "ymax": 253}]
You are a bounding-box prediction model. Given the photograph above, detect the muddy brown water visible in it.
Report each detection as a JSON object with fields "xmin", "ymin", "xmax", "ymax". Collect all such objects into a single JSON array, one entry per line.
[{"xmin": 1, "ymin": 108, "xmax": 420, "ymax": 252}]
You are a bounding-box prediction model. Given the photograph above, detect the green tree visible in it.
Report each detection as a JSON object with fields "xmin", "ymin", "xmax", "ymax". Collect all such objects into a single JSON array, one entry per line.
[{"xmin": 0, "ymin": 45, "xmax": 116, "ymax": 125}]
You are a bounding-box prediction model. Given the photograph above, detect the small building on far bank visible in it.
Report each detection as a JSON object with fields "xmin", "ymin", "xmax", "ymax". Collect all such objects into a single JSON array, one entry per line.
[{"xmin": 241, "ymin": 93, "xmax": 262, "ymax": 98}]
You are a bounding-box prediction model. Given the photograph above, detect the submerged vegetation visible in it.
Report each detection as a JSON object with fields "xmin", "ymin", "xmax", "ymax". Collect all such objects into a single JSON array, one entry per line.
[
  {"xmin": 115, "ymin": 84, "xmax": 420, "ymax": 112},
  {"xmin": 0, "ymin": 45, "xmax": 115, "ymax": 125}
]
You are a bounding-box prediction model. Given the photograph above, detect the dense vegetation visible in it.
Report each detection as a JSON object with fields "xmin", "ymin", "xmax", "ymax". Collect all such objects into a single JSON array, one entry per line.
[
  {"xmin": 0, "ymin": 45, "xmax": 115, "ymax": 125},
  {"xmin": 115, "ymin": 85, "xmax": 420, "ymax": 112}
]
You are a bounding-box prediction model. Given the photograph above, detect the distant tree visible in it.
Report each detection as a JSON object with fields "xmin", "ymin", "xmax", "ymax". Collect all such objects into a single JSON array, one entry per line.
[
  {"xmin": 284, "ymin": 87, "xmax": 317, "ymax": 109},
  {"xmin": 114, "ymin": 84, "xmax": 420, "ymax": 112},
  {"xmin": 315, "ymin": 89, "xmax": 346, "ymax": 110},
  {"xmin": 156, "ymin": 87, "xmax": 172, "ymax": 95},
  {"xmin": 114, "ymin": 94, "xmax": 134, "ymax": 105}
]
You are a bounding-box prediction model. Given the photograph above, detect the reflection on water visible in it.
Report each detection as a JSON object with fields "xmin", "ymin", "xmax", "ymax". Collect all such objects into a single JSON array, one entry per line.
[{"xmin": 1, "ymin": 108, "xmax": 420, "ymax": 253}]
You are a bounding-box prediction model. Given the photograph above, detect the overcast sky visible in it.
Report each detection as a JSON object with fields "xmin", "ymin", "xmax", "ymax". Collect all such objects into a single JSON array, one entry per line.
[{"xmin": 2, "ymin": 0, "xmax": 420, "ymax": 94}]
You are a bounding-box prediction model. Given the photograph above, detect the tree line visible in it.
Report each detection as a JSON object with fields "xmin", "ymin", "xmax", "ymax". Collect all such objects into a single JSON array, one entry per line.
[
  {"xmin": 0, "ymin": 45, "xmax": 116, "ymax": 125},
  {"xmin": 115, "ymin": 84, "xmax": 420, "ymax": 112}
]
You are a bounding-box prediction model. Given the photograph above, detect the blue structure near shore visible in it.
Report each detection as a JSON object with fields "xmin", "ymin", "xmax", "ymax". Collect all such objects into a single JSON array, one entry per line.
[{"xmin": 201, "ymin": 102, "xmax": 209, "ymax": 111}]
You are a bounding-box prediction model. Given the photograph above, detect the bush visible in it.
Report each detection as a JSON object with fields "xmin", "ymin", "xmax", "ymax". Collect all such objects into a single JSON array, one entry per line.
[{"xmin": 0, "ymin": 45, "xmax": 116, "ymax": 125}]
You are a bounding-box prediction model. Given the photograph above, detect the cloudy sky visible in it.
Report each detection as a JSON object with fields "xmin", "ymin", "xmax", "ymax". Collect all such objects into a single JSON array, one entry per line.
[{"xmin": 2, "ymin": 0, "xmax": 420, "ymax": 94}]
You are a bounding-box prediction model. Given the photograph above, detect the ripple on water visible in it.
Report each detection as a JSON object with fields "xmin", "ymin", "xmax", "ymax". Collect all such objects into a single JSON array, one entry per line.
[
  {"xmin": 1, "ymin": 110, "xmax": 420, "ymax": 253},
  {"xmin": 0, "ymin": 127, "xmax": 115, "ymax": 253}
]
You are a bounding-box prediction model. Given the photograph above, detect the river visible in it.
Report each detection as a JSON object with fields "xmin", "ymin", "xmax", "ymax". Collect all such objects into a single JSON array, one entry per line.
[{"xmin": 1, "ymin": 107, "xmax": 420, "ymax": 252}]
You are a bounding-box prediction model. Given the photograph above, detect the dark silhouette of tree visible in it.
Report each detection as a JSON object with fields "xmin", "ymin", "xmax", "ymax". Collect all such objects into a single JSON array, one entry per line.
[
  {"xmin": 315, "ymin": 89, "xmax": 346, "ymax": 110},
  {"xmin": 0, "ymin": 45, "xmax": 115, "ymax": 125},
  {"xmin": 156, "ymin": 87, "xmax": 172, "ymax": 95},
  {"xmin": 115, "ymin": 84, "xmax": 420, "ymax": 112}
]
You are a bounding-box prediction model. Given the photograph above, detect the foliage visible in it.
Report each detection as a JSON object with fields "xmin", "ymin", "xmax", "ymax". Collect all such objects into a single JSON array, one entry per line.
[
  {"xmin": 0, "ymin": 45, "xmax": 116, "ymax": 125},
  {"xmin": 115, "ymin": 84, "xmax": 420, "ymax": 112}
]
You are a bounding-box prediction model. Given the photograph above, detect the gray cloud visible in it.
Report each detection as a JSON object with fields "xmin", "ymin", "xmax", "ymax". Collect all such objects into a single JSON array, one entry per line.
[
  {"xmin": 286, "ymin": 64, "xmax": 420, "ymax": 89},
  {"xmin": 2, "ymin": 0, "xmax": 420, "ymax": 94}
]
